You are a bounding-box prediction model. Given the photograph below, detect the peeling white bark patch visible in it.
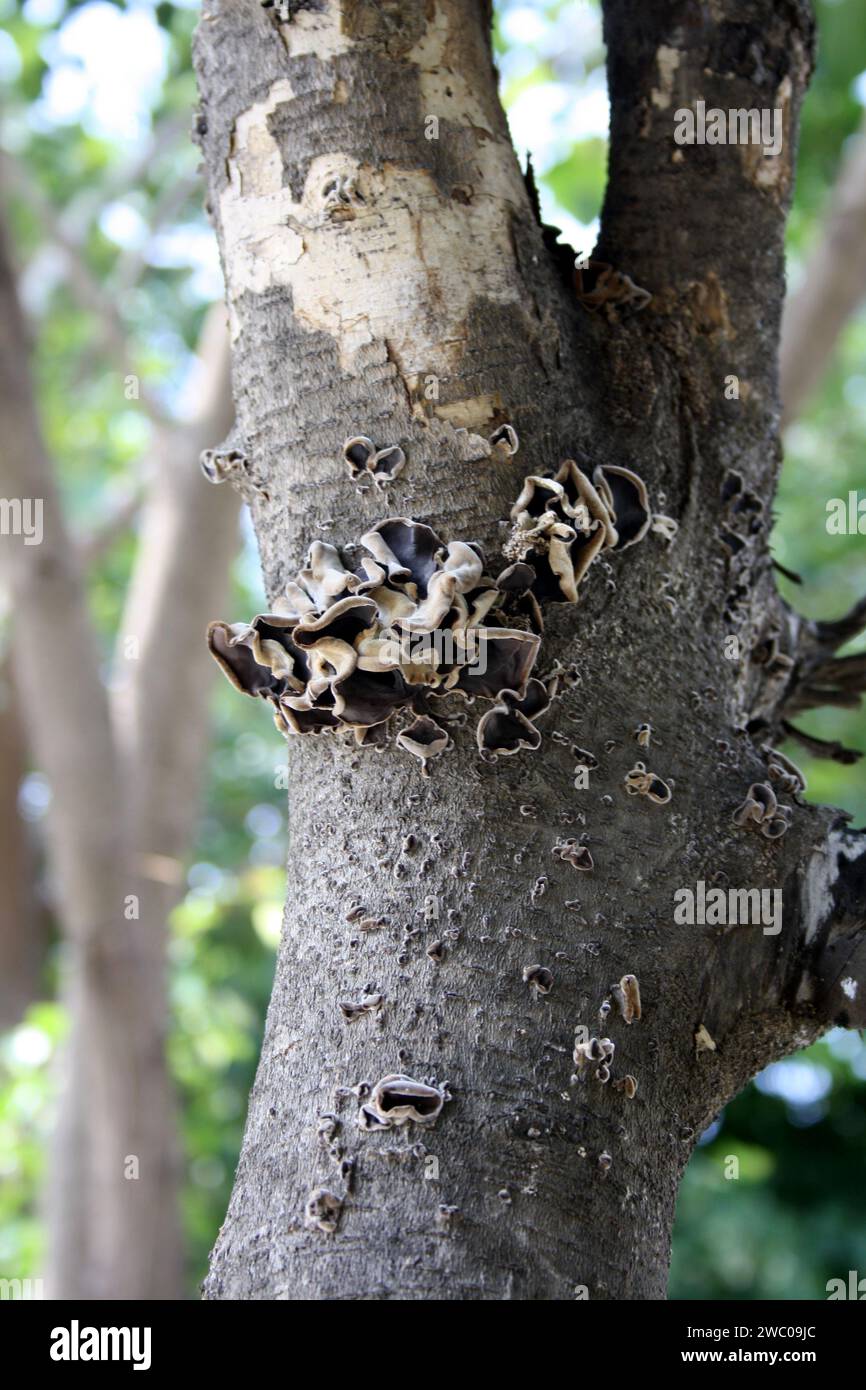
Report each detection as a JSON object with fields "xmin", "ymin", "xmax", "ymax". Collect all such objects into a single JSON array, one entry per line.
[
  {"xmin": 796, "ymin": 829, "xmax": 846, "ymax": 1005},
  {"xmin": 232, "ymin": 79, "xmax": 295, "ymax": 196},
  {"xmin": 801, "ymin": 829, "xmax": 844, "ymax": 946},
  {"xmin": 841, "ymin": 977, "xmax": 858, "ymax": 1000},
  {"xmin": 430, "ymin": 393, "xmax": 502, "ymax": 431},
  {"xmin": 651, "ymin": 46, "xmax": 681, "ymax": 110},
  {"xmin": 407, "ymin": 6, "xmax": 495, "ymax": 136},
  {"xmin": 220, "ymin": 54, "xmax": 527, "ymax": 371},
  {"xmin": 743, "ymin": 76, "xmax": 791, "ymax": 190},
  {"xmin": 272, "ymin": 4, "xmax": 354, "ymax": 58}
]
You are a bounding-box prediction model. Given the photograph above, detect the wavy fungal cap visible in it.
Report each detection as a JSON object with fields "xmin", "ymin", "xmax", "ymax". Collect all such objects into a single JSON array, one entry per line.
[
  {"xmin": 208, "ymin": 515, "xmax": 553, "ymax": 767},
  {"xmin": 208, "ymin": 445, "xmax": 670, "ymax": 769},
  {"xmin": 506, "ymin": 458, "xmax": 659, "ymax": 603}
]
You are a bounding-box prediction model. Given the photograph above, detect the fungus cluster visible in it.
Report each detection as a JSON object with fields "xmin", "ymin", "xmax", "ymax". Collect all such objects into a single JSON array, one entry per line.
[
  {"xmin": 208, "ymin": 518, "xmax": 555, "ymax": 769},
  {"xmin": 574, "ymin": 259, "xmax": 651, "ymax": 315},
  {"xmin": 732, "ymin": 781, "xmax": 792, "ymax": 840},
  {"xmin": 573, "ymin": 1035, "xmax": 615, "ymax": 1085},
  {"xmin": 200, "ymin": 433, "xmax": 268, "ymax": 501},
  {"xmin": 505, "ymin": 457, "xmax": 672, "ymax": 606},
  {"xmin": 342, "ymin": 437, "xmax": 405, "ymax": 489},
  {"xmin": 764, "ymin": 747, "xmax": 806, "ymax": 797}
]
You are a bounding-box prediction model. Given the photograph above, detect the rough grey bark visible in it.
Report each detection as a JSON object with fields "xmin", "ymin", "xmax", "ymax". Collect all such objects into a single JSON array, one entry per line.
[{"xmin": 194, "ymin": 0, "xmax": 866, "ymax": 1300}]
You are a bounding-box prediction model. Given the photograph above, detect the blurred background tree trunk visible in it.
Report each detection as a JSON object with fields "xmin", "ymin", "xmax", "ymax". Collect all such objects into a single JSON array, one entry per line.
[
  {"xmin": 780, "ymin": 115, "xmax": 866, "ymax": 425},
  {"xmin": 0, "ymin": 657, "xmax": 46, "ymax": 1030},
  {"xmin": 0, "ymin": 192, "xmax": 239, "ymax": 1298}
]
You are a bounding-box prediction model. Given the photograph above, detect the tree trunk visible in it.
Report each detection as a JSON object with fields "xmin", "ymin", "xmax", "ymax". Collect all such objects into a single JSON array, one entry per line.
[
  {"xmin": 0, "ymin": 186, "xmax": 239, "ymax": 1298},
  {"xmin": 0, "ymin": 656, "xmax": 48, "ymax": 1029},
  {"xmin": 193, "ymin": 0, "xmax": 866, "ymax": 1300},
  {"xmin": 780, "ymin": 114, "xmax": 866, "ymax": 425}
]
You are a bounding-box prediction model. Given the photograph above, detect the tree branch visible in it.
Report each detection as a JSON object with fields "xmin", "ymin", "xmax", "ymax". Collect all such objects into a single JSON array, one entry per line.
[
  {"xmin": 112, "ymin": 303, "xmax": 239, "ymax": 866},
  {"xmin": 0, "ymin": 197, "xmax": 125, "ymax": 947},
  {"xmin": 77, "ymin": 484, "xmax": 142, "ymax": 567},
  {"xmin": 781, "ymin": 592, "xmax": 866, "ymax": 732},
  {"xmin": 0, "ymin": 151, "xmax": 172, "ymax": 430},
  {"xmin": 599, "ymin": 0, "xmax": 815, "ymax": 406},
  {"xmin": 0, "ymin": 652, "xmax": 47, "ymax": 1028}
]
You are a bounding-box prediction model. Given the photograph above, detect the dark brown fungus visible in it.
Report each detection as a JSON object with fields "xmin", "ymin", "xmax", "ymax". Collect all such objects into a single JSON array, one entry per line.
[
  {"xmin": 732, "ymin": 781, "xmax": 776, "ymax": 827},
  {"xmin": 554, "ymin": 839, "xmax": 594, "ymax": 871},
  {"xmin": 207, "ymin": 621, "xmax": 284, "ymax": 697},
  {"xmin": 732, "ymin": 781, "xmax": 793, "ymax": 840},
  {"xmin": 200, "ymin": 429, "xmax": 267, "ymax": 499},
  {"xmin": 761, "ymin": 809, "xmax": 793, "ymax": 840},
  {"xmin": 343, "ymin": 437, "xmax": 406, "ymax": 486},
  {"xmin": 574, "ymin": 259, "xmax": 651, "ymax": 314},
  {"xmin": 207, "ymin": 509, "xmax": 558, "ymax": 766},
  {"xmin": 396, "ymin": 716, "xmax": 449, "ymax": 775},
  {"xmin": 505, "ymin": 454, "xmax": 665, "ymax": 606},
  {"xmin": 358, "ymin": 1074, "xmax": 448, "ymax": 1131},
  {"xmin": 339, "ymin": 993, "xmax": 384, "ymax": 1023},
  {"xmin": 574, "ymin": 1036, "xmax": 614, "ymax": 1069},
  {"xmin": 200, "ymin": 444, "xmax": 247, "ymax": 485},
  {"xmin": 459, "ymin": 630, "xmax": 541, "ymax": 701},
  {"xmin": 593, "ymin": 465, "xmax": 651, "ymax": 550},
  {"xmin": 343, "ymin": 435, "xmax": 376, "ymax": 478},
  {"xmin": 369, "ymin": 445, "xmax": 405, "ymax": 485},
  {"xmin": 624, "ymin": 761, "xmax": 672, "ymax": 805},
  {"xmin": 523, "ymin": 964, "xmax": 554, "ymax": 996},
  {"xmin": 495, "ymin": 560, "xmax": 536, "ymax": 594},
  {"xmin": 360, "ymin": 517, "xmax": 443, "ymax": 588},
  {"xmin": 572, "ymin": 746, "xmax": 598, "ymax": 771},
  {"xmin": 488, "ymin": 423, "xmax": 519, "ymax": 456},
  {"xmin": 476, "ymin": 675, "xmax": 550, "ymax": 758},
  {"xmin": 764, "ymin": 747, "xmax": 806, "ymax": 796}
]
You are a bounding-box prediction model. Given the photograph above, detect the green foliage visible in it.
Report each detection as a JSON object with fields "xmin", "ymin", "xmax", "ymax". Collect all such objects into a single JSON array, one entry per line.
[
  {"xmin": 542, "ymin": 138, "xmax": 607, "ymax": 224},
  {"xmin": 671, "ymin": 1035, "xmax": 866, "ymax": 1299},
  {"xmin": 0, "ymin": 1005, "xmax": 65, "ymax": 1278}
]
